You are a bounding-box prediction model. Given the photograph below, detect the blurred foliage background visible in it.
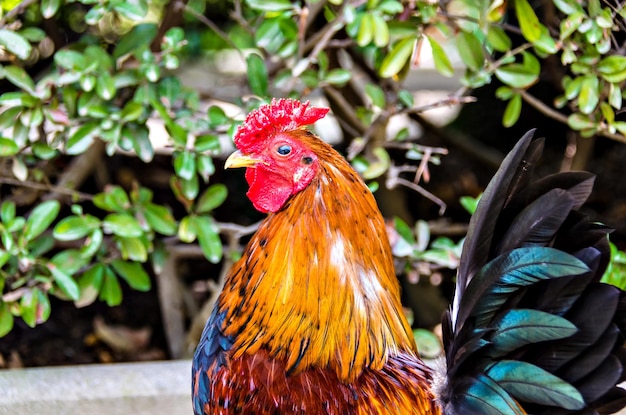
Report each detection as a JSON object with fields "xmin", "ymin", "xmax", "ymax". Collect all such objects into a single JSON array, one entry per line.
[{"xmin": 0, "ymin": 0, "xmax": 625, "ymax": 363}]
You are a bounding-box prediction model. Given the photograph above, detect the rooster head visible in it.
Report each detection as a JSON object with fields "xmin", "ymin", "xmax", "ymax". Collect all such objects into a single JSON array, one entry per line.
[{"xmin": 225, "ymin": 98, "xmax": 329, "ymax": 213}]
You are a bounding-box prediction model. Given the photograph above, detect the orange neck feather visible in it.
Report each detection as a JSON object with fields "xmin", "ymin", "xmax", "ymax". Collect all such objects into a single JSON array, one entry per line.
[{"xmin": 219, "ymin": 133, "xmax": 416, "ymax": 382}]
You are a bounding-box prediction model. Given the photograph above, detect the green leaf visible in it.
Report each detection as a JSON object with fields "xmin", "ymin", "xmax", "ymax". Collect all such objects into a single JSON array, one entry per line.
[
  {"xmin": 553, "ymin": 0, "xmax": 583, "ymax": 15},
  {"xmin": 113, "ymin": 23, "xmax": 158, "ymax": 59},
  {"xmin": 195, "ymin": 135, "xmax": 221, "ymax": 153},
  {"xmin": 51, "ymin": 249, "xmax": 90, "ymax": 274},
  {"xmin": 246, "ymin": 0, "xmax": 293, "ymax": 12},
  {"xmin": 371, "ymin": 13, "xmax": 390, "ymax": 47},
  {"xmin": 460, "ymin": 195, "xmax": 480, "ymax": 214},
  {"xmin": 111, "ymin": 259, "xmax": 151, "ymax": 291},
  {"xmin": 113, "ymin": 0, "xmax": 148, "ymax": 20},
  {"xmin": 53, "ymin": 215, "xmax": 100, "ymax": 241},
  {"xmin": 54, "ymin": 49, "xmax": 86, "ymax": 71},
  {"xmin": 192, "ymin": 215, "xmax": 222, "ymax": 263},
  {"xmin": 126, "ymin": 124, "xmax": 153, "ymax": 163},
  {"xmin": 207, "ymin": 106, "xmax": 228, "ymax": 127},
  {"xmin": 100, "ymin": 266, "xmax": 122, "ymax": 306},
  {"xmin": 93, "ymin": 185, "xmax": 131, "ymax": 212},
  {"xmin": 80, "ymin": 228, "xmax": 102, "ymax": 259},
  {"xmin": 609, "ymin": 83, "xmax": 622, "ymax": 110},
  {"xmin": 578, "ymin": 75, "xmax": 599, "ymax": 114},
  {"xmin": 487, "ymin": 360, "xmax": 584, "ymax": 410},
  {"xmin": 12, "ymin": 155, "xmax": 27, "ymax": 181},
  {"xmin": 76, "ymin": 264, "xmax": 105, "ymax": 308},
  {"xmin": 426, "ymin": 35, "xmax": 454, "ymax": 77},
  {"xmin": 357, "ymin": 13, "xmax": 374, "ymax": 46},
  {"xmin": 514, "ymin": 0, "xmax": 542, "ymax": 42},
  {"xmin": 503, "ymin": 94, "xmax": 522, "ymax": 128},
  {"xmin": 456, "ymin": 31, "xmax": 485, "ymax": 71},
  {"xmin": 0, "ymin": 138, "xmax": 19, "ymax": 156},
  {"xmin": 178, "ymin": 215, "xmax": 197, "ymax": 243},
  {"xmin": 116, "ymin": 236, "xmax": 148, "ymax": 262},
  {"xmin": 495, "ymin": 53, "xmax": 540, "ymax": 89},
  {"xmin": 246, "ymin": 53, "xmax": 268, "ymax": 97},
  {"xmin": 413, "ymin": 328, "xmax": 442, "ymax": 359},
  {"xmin": 600, "ymin": 102, "xmax": 614, "ymax": 124},
  {"xmin": 103, "ymin": 213, "xmax": 143, "ymax": 237},
  {"xmin": 380, "ymin": 36, "xmax": 416, "ymax": 79},
  {"xmin": 534, "ymin": 26, "xmax": 558, "ymax": 54},
  {"xmin": 365, "ymin": 84, "xmax": 386, "ymax": 108},
  {"xmin": 80, "ymin": 75, "xmax": 97, "ymax": 92},
  {"xmin": 23, "ymin": 200, "xmax": 60, "ymax": 242},
  {"xmin": 41, "ymin": 0, "xmax": 61, "ymax": 18},
  {"xmin": 120, "ymin": 101, "xmax": 144, "ymax": 122},
  {"xmin": 397, "ymin": 90, "xmax": 414, "ymax": 107},
  {"xmin": 1, "ymin": 201, "xmax": 15, "ymax": 223},
  {"xmin": 324, "ymin": 69, "xmax": 352, "ymax": 86},
  {"xmin": 181, "ymin": 175, "xmax": 199, "ymax": 200},
  {"xmin": 196, "ymin": 184, "xmax": 228, "ymax": 213},
  {"xmin": 0, "ymin": 30, "xmax": 32, "ymax": 60},
  {"xmin": 162, "ymin": 27, "xmax": 185, "ymax": 49},
  {"xmin": 0, "ymin": 301, "xmax": 14, "ymax": 337},
  {"xmin": 564, "ymin": 76, "xmax": 582, "ymax": 100},
  {"xmin": 19, "ymin": 27, "xmax": 46, "ymax": 42},
  {"xmin": 195, "ymin": 155, "xmax": 214, "ymax": 182},
  {"xmin": 174, "ymin": 151, "xmax": 196, "ymax": 181},
  {"xmin": 66, "ymin": 121, "xmax": 99, "ymax": 155},
  {"xmin": 3, "ymin": 65, "xmax": 35, "ymax": 93},
  {"xmin": 597, "ymin": 55, "xmax": 626, "ymax": 83},
  {"xmin": 143, "ymin": 203, "xmax": 177, "ymax": 235},
  {"xmin": 49, "ymin": 264, "xmax": 80, "ymax": 300},
  {"xmin": 568, "ymin": 113, "xmax": 596, "ymax": 130},
  {"xmin": 394, "ymin": 216, "xmax": 416, "ymax": 245},
  {"xmin": 487, "ymin": 26, "xmax": 512, "ymax": 52},
  {"xmin": 96, "ymin": 72, "xmax": 116, "ymax": 100},
  {"xmin": 20, "ymin": 289, "xmax": 38, "ymax": 327}
]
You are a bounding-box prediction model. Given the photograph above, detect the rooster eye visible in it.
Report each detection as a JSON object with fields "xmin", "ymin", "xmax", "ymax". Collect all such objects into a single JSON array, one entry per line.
[{"xmin": 277, "ymin": 145, "xmax": 292, "ymax": 156}]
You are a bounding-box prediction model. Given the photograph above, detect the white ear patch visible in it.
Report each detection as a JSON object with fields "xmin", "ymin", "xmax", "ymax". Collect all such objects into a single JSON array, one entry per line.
[{"xmin": 293, "ymin": 168, "xmax": 304, "ymax": 183}]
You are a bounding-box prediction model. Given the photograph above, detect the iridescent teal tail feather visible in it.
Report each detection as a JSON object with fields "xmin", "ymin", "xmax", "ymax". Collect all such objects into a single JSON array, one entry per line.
[{"xmin": 438, "ymin": 132, "xmax": 626, "ymax": 415}]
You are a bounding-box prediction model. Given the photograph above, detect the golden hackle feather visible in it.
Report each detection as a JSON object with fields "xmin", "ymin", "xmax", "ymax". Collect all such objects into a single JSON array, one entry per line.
[{"xmin": 218, "ymin": 129, "xmax": 418, "ymax": 382}]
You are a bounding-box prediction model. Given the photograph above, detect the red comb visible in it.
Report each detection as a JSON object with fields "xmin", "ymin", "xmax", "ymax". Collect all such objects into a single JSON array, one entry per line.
[{"xmin": 234, "ymin": 98, "xmax": 329, "ymax": 152}]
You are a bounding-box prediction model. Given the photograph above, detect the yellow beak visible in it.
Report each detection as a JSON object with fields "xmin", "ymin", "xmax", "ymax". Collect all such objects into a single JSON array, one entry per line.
[{"xmin": 224, "ymin": 151, "xmax": 262, "ymax": 169}]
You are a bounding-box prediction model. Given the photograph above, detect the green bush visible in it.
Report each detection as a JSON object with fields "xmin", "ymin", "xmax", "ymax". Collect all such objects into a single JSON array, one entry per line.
[{"xmin": 0, "ymin": 0, "xmax": 624, "ymax": 337}]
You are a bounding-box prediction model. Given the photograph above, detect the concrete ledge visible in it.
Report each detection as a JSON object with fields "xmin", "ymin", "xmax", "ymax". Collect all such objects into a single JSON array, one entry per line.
[
  {"xmin": 1, "ymin": 359, "xmax": 625, "ymax": 415},
  {"xmin": 0, "ymin": 360, "xmax": 192, "ymax": 415}
]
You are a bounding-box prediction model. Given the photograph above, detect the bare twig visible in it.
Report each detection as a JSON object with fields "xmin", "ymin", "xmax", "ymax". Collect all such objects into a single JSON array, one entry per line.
[
  {"xmin": 215, "ymin": 220, "xmax": 262, "ymax": 239},
  {"xmin": 386, "ymin": 164, "xmax": 447, "ymax": 215},
  {"xmin": 400, "ymin": 95, "xmax": 476, "ymax": 115},
  {"xmin": 384, "ymin": 142, "xmax": 449, "ymax": 155},
  {"xmin": 0, "ymin": 176, "xmax": 94, "ymax": 201},
  {"xmin": 294, "ymin": 14, "xmax": 346, "ymax": 76},
  {"xmin": 183, "ymin": 3, "xmax": 246, "ymax": 61}
]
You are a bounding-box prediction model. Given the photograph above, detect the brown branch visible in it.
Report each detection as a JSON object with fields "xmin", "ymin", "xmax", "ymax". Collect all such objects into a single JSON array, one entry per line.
[
  {"xmin": 400, "ymin": 95, "xmax": 476, "ymax": 115},
  {"xmin": 519, "ymin": 89, "xmax": 626, "ymax": 144},
  {"xmin": 0, "ymin": 176, "xmax": 93, "ymax": 201},
  {"xmin": 42, "ymin": 138, "xmax": 106, "ymax": 202},
  {"xmin": 386, "ymin": 163, "xmax": 447, "ymax": 215},
  {"xmin": 183, "ymin": 2, "xmax": 245, "ymax": 60}
]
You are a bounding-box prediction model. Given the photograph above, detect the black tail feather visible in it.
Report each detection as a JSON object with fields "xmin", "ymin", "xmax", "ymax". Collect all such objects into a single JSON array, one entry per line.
[{"xmin": 439, "ymin": 132, "xmax": 626, "ymax": 415}]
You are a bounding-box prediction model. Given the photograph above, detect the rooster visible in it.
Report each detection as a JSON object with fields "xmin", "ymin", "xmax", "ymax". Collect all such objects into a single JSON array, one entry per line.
[{"xmin": 192, "ymin": 98, "xmax": 626, "ymax": 414}]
